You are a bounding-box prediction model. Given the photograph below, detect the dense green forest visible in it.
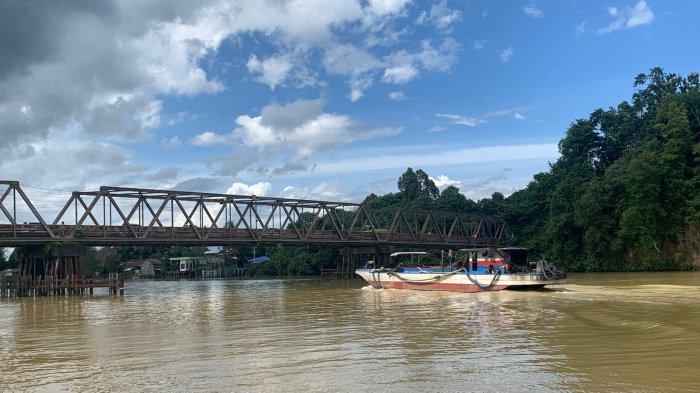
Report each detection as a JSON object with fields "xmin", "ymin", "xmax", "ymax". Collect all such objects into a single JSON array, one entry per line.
[
  {"xmin": 362, "ymin": 68, "xmax": 699, "ymax": 272},
  {"xmin": 506, "ymin": 68, "xmax": 699, "ymax": 271},
  {"xmin": 1, "ymin": 68, "xmax": 697, "ymax": 275}
]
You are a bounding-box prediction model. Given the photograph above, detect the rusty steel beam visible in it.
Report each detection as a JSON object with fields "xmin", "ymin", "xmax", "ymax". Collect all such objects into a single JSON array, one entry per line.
[{"xmin": 0, "ymin": 181, "xmax": 507, "ymax": 248}]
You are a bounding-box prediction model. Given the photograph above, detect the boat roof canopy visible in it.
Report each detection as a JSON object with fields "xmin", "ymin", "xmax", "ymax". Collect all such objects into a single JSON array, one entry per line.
[{"xmin": 390, "ymin": 251, "xmax": 429, "ymax": 257}]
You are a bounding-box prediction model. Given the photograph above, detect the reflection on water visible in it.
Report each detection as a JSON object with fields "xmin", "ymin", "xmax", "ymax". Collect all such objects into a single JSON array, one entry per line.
[{"xmin": 1, "ymin": 273, "xmax": 699, "ymax": 392}]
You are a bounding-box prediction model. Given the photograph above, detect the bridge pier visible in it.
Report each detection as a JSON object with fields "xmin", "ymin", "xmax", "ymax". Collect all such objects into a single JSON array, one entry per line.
[
  {"xmin": 17, "ymin": 245, "xmax": 86, "ymax": 280},
  {"xmin": 0, "ymin": 245, "xmax": 124, "ymax": 298},
  {"xmin": 322, "ymin": 246, "xmax": 395, "ymax": 279}
]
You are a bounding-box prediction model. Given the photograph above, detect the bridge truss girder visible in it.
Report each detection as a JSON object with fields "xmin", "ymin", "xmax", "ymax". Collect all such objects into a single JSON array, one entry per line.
[{"xmin": 0, "ymin": 182, "xmax": 507, "ymax": 248}]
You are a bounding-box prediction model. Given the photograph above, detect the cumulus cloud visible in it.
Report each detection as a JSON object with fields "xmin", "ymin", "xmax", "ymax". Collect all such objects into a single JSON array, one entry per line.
[
  {"xmin": 430, "ymin": 175, "xmax": 463, "ymax": 189},
  {"xmin": 226, "ymin": 181, "xmax": 271, "ymax": 196},
  {"xmin": 415, "ymin": 38, "xmax": 461, "ymax": 71},
  {"xmin": 599, "ymin": 0, "xmax": 654, "ymax": 34},
  {"xmin": 382, "ymin": 65, "xmax": 419, "ymax": 84},
  {"xmin": 0, "ymin": 0, "xmax": 418, "ymax": 153},
  {"xmin": 388, "ymin": 91, "xmax": 408, "ymax": 101},
  {"xmin": 0, "ymin": 0, "xmax": 467, "ymax": 195},
  {"xmin": 247, "ymin": 53, "xmax": 294, "ymax": 89},
  {"xmin": 189, "ymin": 131, "xmax": 233, "ymax": 147},
  {"xmin": 0, "ymin": 138, "xmax": 147, "ymax": 190},
  {"xmin": 417, "ymin": 0, "xmax": 462, "ymax": 30},
  {"xmin": 323, "ymin": 44, "xmax": 383, "ymax": 101},
  {"xmin": 367, "ymin": 0, "xmax": 413, "ymax": 16},
  {"xmin": 521, "ymin": 4, "xmax": 543, "ymax": 19},
  {"xmin": 324, "ymin": 37, "xmax": 460, "ymax": 100},
  {"xmin": 234, "ymin": 99, "xmax": 401, "ymax": 157}
]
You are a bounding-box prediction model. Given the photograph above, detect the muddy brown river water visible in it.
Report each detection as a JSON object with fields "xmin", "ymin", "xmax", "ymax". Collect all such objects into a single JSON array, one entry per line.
[{"xmin": 1, "ymin": 272, "xmax": 699, "ymax": 392}]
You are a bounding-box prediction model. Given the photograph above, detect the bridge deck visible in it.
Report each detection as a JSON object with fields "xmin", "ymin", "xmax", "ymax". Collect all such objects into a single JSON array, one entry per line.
[{"xmin": 0, "ymin": 224, "xmax": 497, "ymax": 247}]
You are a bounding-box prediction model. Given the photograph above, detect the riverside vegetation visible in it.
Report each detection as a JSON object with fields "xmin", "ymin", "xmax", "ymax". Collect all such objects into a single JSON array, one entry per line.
[{"xmin": 1, "ymin": 68, "xmax": 697, "ymax": 275}]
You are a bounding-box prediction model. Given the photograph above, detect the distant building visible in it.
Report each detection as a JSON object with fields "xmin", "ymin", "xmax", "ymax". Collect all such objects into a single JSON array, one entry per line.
[
  {"xmin": 201, "ymin": 249, "xmax": 242, "ymax": 277},
  {"xmin": 203, "ymin": 249, "xmax": 225, "ymax": 266},
  {"xmin": 169, "ymin": 256, "xmax": 202, "ymax": 272},
  {"xmin": 120, "ymin": 259, "xmax": 162, "ymax": 277}
]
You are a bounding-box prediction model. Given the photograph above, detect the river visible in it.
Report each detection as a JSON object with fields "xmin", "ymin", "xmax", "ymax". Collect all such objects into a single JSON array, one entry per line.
[{"xmin": 1, "ymin": 272, "xmax": 699, "ymax": 392}]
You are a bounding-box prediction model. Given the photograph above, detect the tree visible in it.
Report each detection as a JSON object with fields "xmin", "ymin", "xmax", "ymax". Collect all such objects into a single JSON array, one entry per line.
[
  {"xmin": 398, "ymin": 167, "xmax": 420, "ymax": 201},
  {"xmin": 0, "ymin": 247, "xmax": 7, "ymax": 271},
  {"xmin": 415, "ymin": 169, "xmax": 439, "ymax": 200}
]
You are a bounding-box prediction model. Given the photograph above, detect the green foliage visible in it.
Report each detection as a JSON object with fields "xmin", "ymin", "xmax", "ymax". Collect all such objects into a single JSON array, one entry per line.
[
  {"xmin": 245, "ymin": 245, "xmax": 338, "ymax": 277},
  {"xmin": 0, "ymin": 247, "xmax": 9, "ymax": 271},
  {"xmin": 82, "ymin": 247, "xmax": 121, "ymax": 277},
  {"xmin": 504, "ymin": 68, "xmax": 699, "ymax": 271}
]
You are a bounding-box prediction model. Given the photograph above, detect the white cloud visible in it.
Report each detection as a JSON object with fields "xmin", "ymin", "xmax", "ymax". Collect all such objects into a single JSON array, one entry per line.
[
  {"xmin": 0, "ymin": 137, "xmax": 148, "ymax": 191},
  {"xmin": 323, "ymin": 44, "xmax": 382, "ymax": 76},
  {"xmin": 416, "ymin": 38, "xmax": 461, "ymax": 71},
  {"xmin": 0, "ymin": 0, "xmax": 414, "ymax": 153},
  {"xmin": 473, "ymin": 40, "xmax": 487, "ymax": 50},
  {"xmin": 498, "ymin": 47, "xmax": 514, "ymax": 63},
  {"xmin": 428, "ymin": 125, "xmax": 446, "ymax": 132},
  {"xmin": 282, "ymin": 181, "xmax": 346, "ymax": 201},
  {"xmin": 575, "ymin": 22, "xmax": 586, "ymax": 37},
  {"xmin": 323, "ymin": 44, "xmax": 382, "ymax": 101},
  {"xmin": 189, "ymin": 131, "xmax": 232, "ymax": 147},
  {"xmin": 161, "ymin": 136, "xmax": 182, "ymax": 150},
  {"xmin": 481, "ymin": 107, "xmax": 532, "ymax": 119},
  {"xmin": 438, "ymin": 106, "xmax": 531, "ymax": 127},
  {"xmin": 246, "ymin": 54, "xmax": 294, "ymax": 90},
  {"xmin": 417, "ymin": 0, "xmax": 462, "ymax": 30},
  {"xmin": 324, "ymin": 38, "xmax": 460, "ymax": 101},
  {"xmin": 430, "ymin": 175, "xmax": 462, "ymax": 189},
  {"xmin": 367, "ymin": 0, "xmax": 413, "ymax": 16},
  {"xmin": 599, "ymin": 1, "xmax": 654, "ymax": 34},
  {"xmin": 626, "ymin": 0, "xmax": 654, "ymax": 28},
  {"xmin": 436, "ymin": 113, "xmax": 486, "ymax": 127},
  {"xmin": 226, "ymin": 181, "xmax": 271, "ymax": 196},
  {"xmin": 234, "ymin": 99, "xmax": 400, "ymax": 157},
  {"xmin": 389, "ymin": 91, "xmax": 408, "ymax": 101},
  {"xmin": 521, "ymin": 4, "xmax": 544, "ymax": 19},
  {"xmin": 382, "ymin": 65, "xmax": 419, "ymax": 84}
]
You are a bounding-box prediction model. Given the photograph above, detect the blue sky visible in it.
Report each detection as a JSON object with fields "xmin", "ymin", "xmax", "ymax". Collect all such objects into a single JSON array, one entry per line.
[{"xmin": 1, "ymin": 0, "xmax": 698, "ymax": 213}]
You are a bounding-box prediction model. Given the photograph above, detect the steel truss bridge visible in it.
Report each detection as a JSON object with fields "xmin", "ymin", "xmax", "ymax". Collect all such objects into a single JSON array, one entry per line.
[{"xmin": 0, "ymin": 181, "xmax": 507, "ymax": 248}]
